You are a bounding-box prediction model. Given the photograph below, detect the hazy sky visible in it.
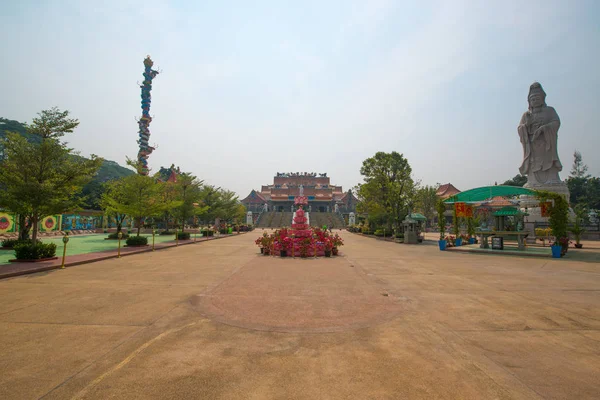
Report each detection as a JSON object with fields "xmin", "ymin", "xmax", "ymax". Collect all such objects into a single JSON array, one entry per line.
[{"xmin": 2, "ymin": 0, "xmax": 599, "ymax": 198}]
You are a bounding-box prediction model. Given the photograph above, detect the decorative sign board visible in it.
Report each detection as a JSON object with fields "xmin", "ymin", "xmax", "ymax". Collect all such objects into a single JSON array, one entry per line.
[{"xmin": 492, "ymin": 236, "xmax": 504, "ymax": 250}]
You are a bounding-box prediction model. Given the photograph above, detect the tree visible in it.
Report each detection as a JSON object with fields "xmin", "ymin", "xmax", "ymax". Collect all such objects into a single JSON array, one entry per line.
[
  {"xmin": 415, "ymin": 185, "xmax": 439, "ymax": 226},
  {"xmin": 100, "ymin": 180, "xmax": 130, "ymax": 234},
  {"xmin": 172, "ymin": 173, "xmax": 207, "ymax": 230},
  {"xmin": 566, "ymin": 150, "xmax": 596, "ymax": 209},
  {"xmin": 233, "ymin": 204, "xmax": 247, "ymax": 226},
  {"xmin": 570, "ymin": 150, "xmax": 589, "ymax": 178},
  {"xmin": 356, "ymin": 151, "xmax": 415, "ymax": 232},
  {"xmin": 0, "ymin": 108, "xmax": 102, "ymax": 241},
  {"xmin": 198, "ymin": 186, "xmax": 239, "ymax": 225},
  {"xmin": 101, "ymin": 173, "xmax": 178, "ymax": 236},
  {"xmin": 502, "ymin": 174, "xmax": 527, "ymax": 187}
]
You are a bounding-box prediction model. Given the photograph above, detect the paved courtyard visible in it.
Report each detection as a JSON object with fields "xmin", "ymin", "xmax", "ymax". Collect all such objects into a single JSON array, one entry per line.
[{"xmin": 1, "ymin": 232, "xmax": 599, "ymax": 399}]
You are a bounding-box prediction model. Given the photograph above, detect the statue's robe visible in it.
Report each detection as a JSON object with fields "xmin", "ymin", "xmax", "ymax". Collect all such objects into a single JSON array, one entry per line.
[{"xmin": 518, "ymin": 106, "xmax": 562, "ymax": 185}]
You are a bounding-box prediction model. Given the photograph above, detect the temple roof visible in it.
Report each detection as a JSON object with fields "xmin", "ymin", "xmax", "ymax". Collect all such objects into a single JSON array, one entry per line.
[
  {"xmin": 166, "ymin": 169, "xmax": 177, "ymax": 183},
  {"xmin": 480, "ymin": 196, "xmax": 519, "ymax": 208},
  {"xmin": 240, "ymin": 189, "xmax": 267, "ymax": 204},
  {"xmin": 436, "ymin": 183, "xmax": 461, "ymax": 199}
]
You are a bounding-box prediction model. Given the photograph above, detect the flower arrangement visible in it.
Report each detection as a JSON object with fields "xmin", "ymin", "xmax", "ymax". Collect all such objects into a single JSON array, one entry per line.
[
  {"xmin": 254, "ymin": 227, "xmax": 341, "ymax": 258},
  {"xmin": 445, "ymin": 235, "xmax": 456, "ymax": 247},
  {"xmin": 535, "ymin": 228, "xmax": 553, "ymax": 247}
]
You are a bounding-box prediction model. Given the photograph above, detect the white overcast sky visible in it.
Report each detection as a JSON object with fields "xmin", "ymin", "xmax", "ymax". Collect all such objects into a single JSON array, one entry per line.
[{"xmin": 2, "ymin": 0, "xmax": 599, "ymax": 197}]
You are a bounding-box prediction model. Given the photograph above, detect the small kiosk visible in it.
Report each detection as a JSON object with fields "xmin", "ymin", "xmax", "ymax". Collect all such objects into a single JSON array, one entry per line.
[{"xmin": 402, "ymin": 213, "xmax": 426, "ymax": 244}]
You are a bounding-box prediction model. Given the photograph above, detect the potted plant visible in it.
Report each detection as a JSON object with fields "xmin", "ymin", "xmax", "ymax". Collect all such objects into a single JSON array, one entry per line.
[
  {"xmin": 255, "ymin": 233, "xmax": 267, "ymax": 253},
  {"xmin": 280, "ymin": 236, "xmax": 292, "ymax": 257},
  {"xmin": 445, "ymin": 235, "xmax": 456, "ymax": 247},
  {"xmin": 550, "ymin": 240, "xmax": 562, "ymax": 258},
  {"xmin": 537, "ymin": 191, "xmax": 569, "ymax": 258},
  {"xmin": 436, "ymin": 199, "xmax": 447, "ymax": 251},
  {"xmin": 331, "ymin": 234, "xmax": 344, "ymax": 255},
  {"xmin": 324, "ymin": 238, "xmax": 333, "ymax": 257},
  {"xmin": 570, "ymin": 206, "xmax": 587, "ymax": 249},
  {"xmin": 466, "ymin": 216, "xmax": 476, "ymax": 244},
  {"xmin": 299, "ymin": 237, "xmax": 311, "ymax": 258}
]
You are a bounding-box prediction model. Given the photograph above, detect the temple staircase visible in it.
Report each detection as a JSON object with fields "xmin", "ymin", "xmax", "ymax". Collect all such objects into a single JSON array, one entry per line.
[
  {"xmin": 309, "ymin": 212, "xmax": 346, "ymax": 229},
  {"xmin": 254, "ymin": 212, "xmax": 294, "ymax": 228}
]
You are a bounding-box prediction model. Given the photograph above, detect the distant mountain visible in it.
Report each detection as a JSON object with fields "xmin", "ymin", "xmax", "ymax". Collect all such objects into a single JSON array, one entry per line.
[{"xmin": 1, "ymin": 117, "xmax": 135, "ymax": 209}]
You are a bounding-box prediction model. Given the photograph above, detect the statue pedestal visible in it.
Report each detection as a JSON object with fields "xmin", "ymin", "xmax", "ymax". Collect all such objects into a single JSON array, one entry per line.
[
  {"xmin": 520, "ymin": 181, "xmax": 570, "ymax": 243},
  {"xmin": 520, "ymin": 181, "xmax": 570, "ymax": 223}
]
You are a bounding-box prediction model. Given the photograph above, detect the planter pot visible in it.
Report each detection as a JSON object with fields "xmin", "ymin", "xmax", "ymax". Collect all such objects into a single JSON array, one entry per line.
[
  {"xmin": 324, "ymin": 250, "xmax": 331, "ymax": 257},
  {"xmin": 575, "ymin": 243, "xmax": 583, "ymax": 249},
  {"xmin": 551, "ymin": 245, "xmax": 562, "ymax": 258},
  {"xmin": 332, "ymin": 248, "xmax": 339, "ymax": 256},
  {"xmin": 263, "ymin": 250, "xmax": 271, "ymax": 256},
  {"xmin": 438, "ymin": 240, "xmax": 447, "ymax": 251},
  {"xmin": 260, "ymin": 247, "xmax": 264, "ymax": 254},
  {"xmin": 280, "ymin": 250, "xmax": 287, "ymax": 258},
  {"xmin": 468, "ymin": 238, "xmax": 475, "ymax": 245},
  {"xmin": 455, "ymin": 238, "xmax": 463, "ymax": 247}
]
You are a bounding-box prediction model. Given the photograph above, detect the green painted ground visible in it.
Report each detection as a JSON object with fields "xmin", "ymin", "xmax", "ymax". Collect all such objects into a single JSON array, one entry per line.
[{"xmin": 0, "ymin": 233, "xmax": 194, "ymax": 265}]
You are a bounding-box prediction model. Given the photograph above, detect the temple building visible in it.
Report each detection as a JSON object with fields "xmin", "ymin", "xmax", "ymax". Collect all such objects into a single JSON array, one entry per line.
[
  {"xmin": 241, "ymin": 172, "xmax": 358, "ymax": 214},
  {"xmin": 436, "ymin": 183, "xmax": 461, "ymax": 200}
]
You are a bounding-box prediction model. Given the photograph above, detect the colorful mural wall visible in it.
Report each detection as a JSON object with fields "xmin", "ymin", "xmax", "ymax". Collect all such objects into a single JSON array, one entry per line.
[{"xmin": 0, "ymin": 213, "xmax": 17, "ymax": 234}]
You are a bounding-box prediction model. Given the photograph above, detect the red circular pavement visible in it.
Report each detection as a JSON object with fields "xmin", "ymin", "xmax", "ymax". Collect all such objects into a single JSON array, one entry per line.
[{"xmin": 191, "ymin": 256, "xmax": 404, "ymax": 333}]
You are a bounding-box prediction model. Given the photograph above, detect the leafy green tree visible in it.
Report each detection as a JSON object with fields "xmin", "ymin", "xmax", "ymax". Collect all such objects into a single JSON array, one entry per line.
[
  {"xmin": 172, "ymin": 173, "xmax": 208, "ymax": 230},
  {"xmin": 0, "ymin": 108, "xmax": 102, "ymax": 241},
  {"xmin": 356, "ymin": 151, "xmax": 415, "ymax": 232},
  {"xmin": 101, "ymin": 172, "xmax": 178, "ymax": 236},
  {"xmin": 570, "ymin": 150, "xmax": 589, "ymax": 178},
  {"xmin": 502, "ymin": 174, "xmax": 527, "ymax": 187},
  {"xmin": 100, "ymin": 180, "xmax": 130, "ymax": 234},
  {"xmin": 232, "ymin": 204, "xmax": 247, "ymax": 226},
  {"xmin": 565, "ymin": 150, "xmax": 598, "ymax": 209},
  {"xmin": 2, "ymin": 116, "xmax": 134, "ymax": 210},
  {"xmin": 198, "ymin": 186, "xmax": 239, "ymax": 224},
  {"xmin": 415, "ymin": 185, "xmax": 439, "ymax": 226}
]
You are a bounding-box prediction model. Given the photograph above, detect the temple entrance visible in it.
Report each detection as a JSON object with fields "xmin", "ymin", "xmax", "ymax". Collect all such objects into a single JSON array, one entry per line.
[{"xmin": 318, "ymin": 206, "xmax": 326, "ymax": 212}]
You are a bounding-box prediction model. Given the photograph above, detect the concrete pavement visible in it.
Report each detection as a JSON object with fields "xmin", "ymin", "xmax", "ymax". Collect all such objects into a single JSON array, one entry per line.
[{"xmin": 0, "ymin": 232, "xmax": 599, "ymax": 399}]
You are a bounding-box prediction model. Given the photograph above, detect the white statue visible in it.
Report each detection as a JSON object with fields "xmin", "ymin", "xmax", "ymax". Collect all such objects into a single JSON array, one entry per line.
[
  {"xmin": 518, "ymin": 82, "xmax": 563, "ymax": 186},
  {"xmin": 334, "ymin": 204, "xmax": 339, "ymax": 213},
  {"xmin": 263, "ymin": 203, "xmax": 268, "ymax": 212},
  {"xmin": 299, "ymin": 184, "xmax": 304, "ymax": 196}
]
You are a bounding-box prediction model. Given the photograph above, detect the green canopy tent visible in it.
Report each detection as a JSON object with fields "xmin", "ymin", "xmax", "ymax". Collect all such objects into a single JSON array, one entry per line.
[{"xmin": 443, "ymin": 186, "xmax": 537, "ymax": 204}]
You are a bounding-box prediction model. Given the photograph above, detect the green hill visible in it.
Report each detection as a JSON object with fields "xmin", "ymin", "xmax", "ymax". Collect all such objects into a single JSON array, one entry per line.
[{"xmin": 1, "ymin": 117, "xmax": 134, "ymax": 209}]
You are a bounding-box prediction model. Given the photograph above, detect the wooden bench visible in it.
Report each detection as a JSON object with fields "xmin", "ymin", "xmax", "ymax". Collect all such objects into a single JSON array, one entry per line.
[{"xmin": 476, "ymin": 231, "xmax": 529, "ymax": 250}]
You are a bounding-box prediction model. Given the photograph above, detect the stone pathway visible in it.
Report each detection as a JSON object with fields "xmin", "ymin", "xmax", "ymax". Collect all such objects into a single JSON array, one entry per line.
[{"xmin": 0, "ymin": 231, "xmax": 599, "ymax": 399}]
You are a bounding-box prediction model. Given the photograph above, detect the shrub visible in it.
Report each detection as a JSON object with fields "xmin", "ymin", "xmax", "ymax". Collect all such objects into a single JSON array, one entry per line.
[
  {"xmin": 13, "ymin": 242, "xmax": 57, "ymax": 260},
  {"xmin": 159, "ymin": 230, "xmax": 173, "ymax": 235},
  {"xmin": 374, "ymin": 229, "xmax": 385, "ymax": 237},
  {"xmin": 108, "ymin": 232, "xmax": 130, "ymax": 239},
  {"xmin": 201, "ymin": 230, "xmax": 214, "ymax": 237},
  {"xmin": 395, "ymin": 233, "xmax": 404, "ymax": 239},
  {"xmin": 2, "ymin": 238, "xmax": 40, "ymax": 248},
  {"xmin": 219, "ymin": 228, "xmax": 229, "ymax": 234},
  {"xmin": 177, "ymin": 232, "xmax": 191, "ymax": 240},
  {"xmin": 126, "ymin": 236, "xmax": 148, "ymax": 246}
]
